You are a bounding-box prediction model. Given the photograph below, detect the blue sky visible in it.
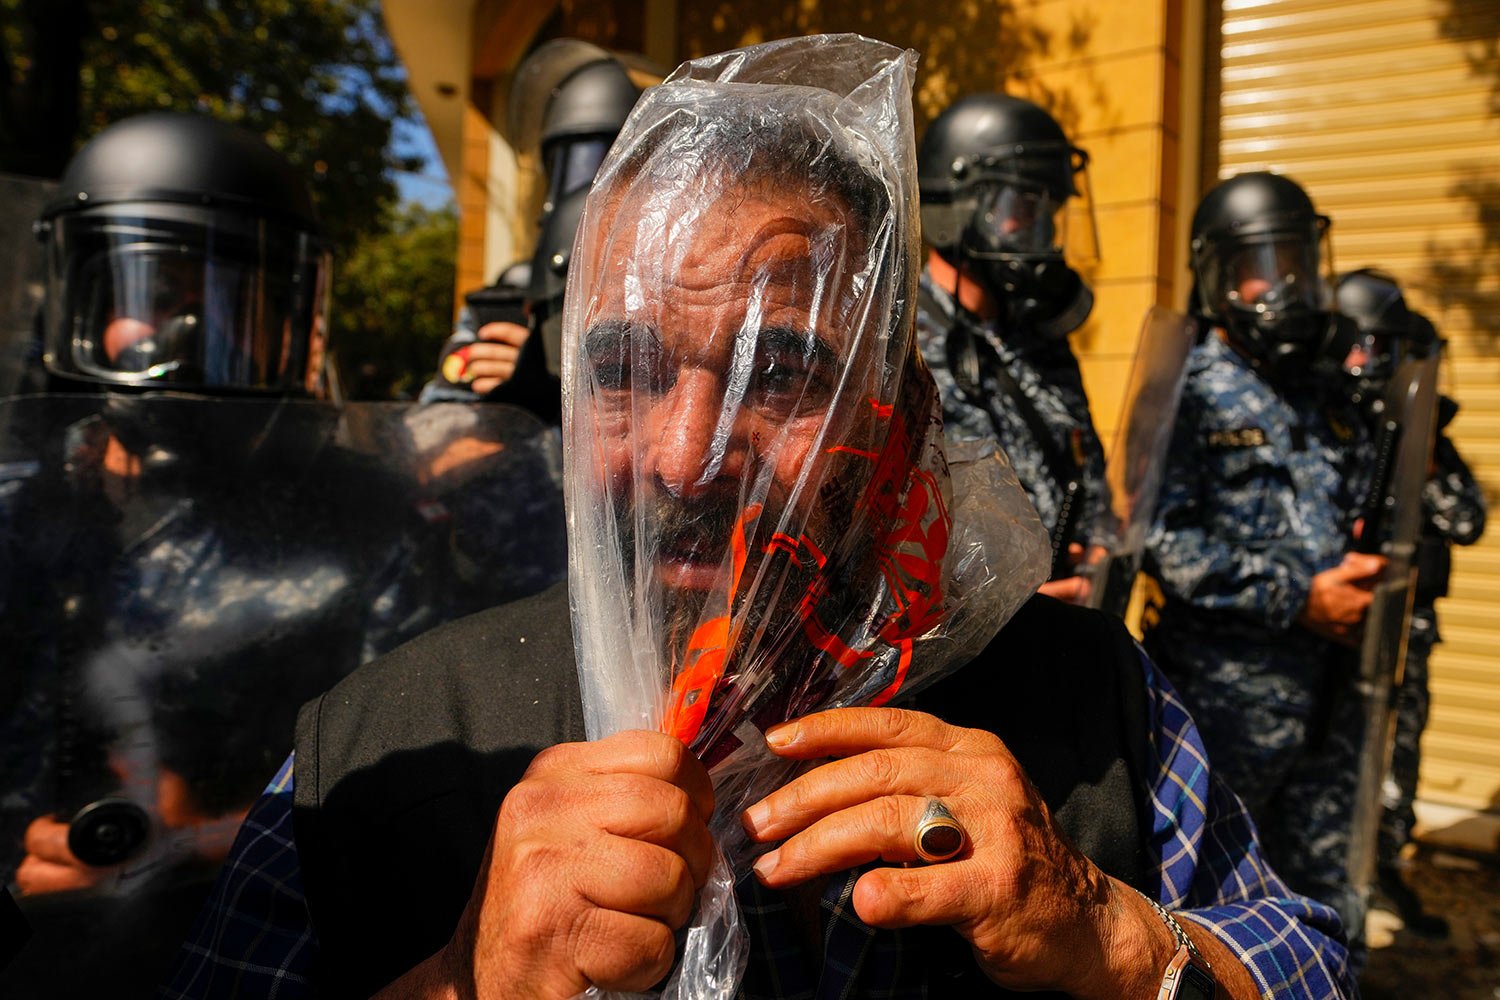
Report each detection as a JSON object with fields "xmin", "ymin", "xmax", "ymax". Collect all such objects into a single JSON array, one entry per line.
[{"xmin": 392, "ymin": 108, "xmax": 454, "ymax": 209}]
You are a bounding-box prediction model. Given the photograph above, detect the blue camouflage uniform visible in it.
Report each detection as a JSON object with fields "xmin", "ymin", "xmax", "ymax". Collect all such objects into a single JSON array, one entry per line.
[
  {"xmin": 914, "ymin": 271, "xmax": 1109, "ymax": 549},
  {"xmin": 1143, "ymin": 331, "xmax": 1374, "ymax": 932},
  {"xmin": 1380, "ymin": 414, "xmax": 1487, "ymax": 863}
]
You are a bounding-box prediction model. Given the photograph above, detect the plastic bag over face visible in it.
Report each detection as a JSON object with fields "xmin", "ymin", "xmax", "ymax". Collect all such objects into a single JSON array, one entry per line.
[{"xmin": 562, "ymin": 34, "xmax": 1048, "ymax": 998}]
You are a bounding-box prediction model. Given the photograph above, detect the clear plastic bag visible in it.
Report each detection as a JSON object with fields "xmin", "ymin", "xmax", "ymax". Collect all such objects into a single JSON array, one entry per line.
[{"xmin": 560, "ymin": 34, "xmax": 1048, "ymax": 998}]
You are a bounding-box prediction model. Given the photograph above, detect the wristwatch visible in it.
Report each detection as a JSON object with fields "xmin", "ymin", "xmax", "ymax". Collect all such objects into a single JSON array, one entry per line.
[
  {"xmin": 1157, "ymin": 943, "xmax": 1215, "ymax": 1000},
  {"xmin": 1137, "ymin": 888, "xmax": 1217, "ymax": 1000}
]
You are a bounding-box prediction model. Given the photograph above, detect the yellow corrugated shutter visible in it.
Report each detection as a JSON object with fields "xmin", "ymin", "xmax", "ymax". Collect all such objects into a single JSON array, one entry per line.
[{"xmin": 1216, "ymin": 0, "xmax": 1500, "ymax": 815}]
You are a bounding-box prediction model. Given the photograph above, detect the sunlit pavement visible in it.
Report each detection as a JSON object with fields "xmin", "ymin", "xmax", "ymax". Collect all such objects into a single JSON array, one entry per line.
[{"xmin": 1362, "ymin": 845, "xmax": 1500, "ymax": 999}]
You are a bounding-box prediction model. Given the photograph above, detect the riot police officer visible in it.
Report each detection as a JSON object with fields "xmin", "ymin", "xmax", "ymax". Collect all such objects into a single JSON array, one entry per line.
[
  {"xmin": 1144, "ymin": 171, "xmax": 1382, "ymax": 941},
  {"xmin": 1, "ymin": 112, "xmax": 392, "ymax": 996},
  {"xmin": 913, "ymin": 93, "xmax": 1107, "ymax": 601},
  {"xmin": 1335, "ymin": 268, "xmax": 1486, "ymax": 937},
  {"xmin": 424, "ymin": 41, "xmax": 649, "ymax": 422}
]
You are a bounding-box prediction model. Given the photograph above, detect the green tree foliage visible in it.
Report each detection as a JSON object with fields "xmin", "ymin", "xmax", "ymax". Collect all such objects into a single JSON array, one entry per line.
[
  {"xmin": 332, "ymin": 202, "xmax": 456, "ymax": 400},
  {"xmin": 0, "ymin": 0, "xmax": 417, "ymax": 255}
]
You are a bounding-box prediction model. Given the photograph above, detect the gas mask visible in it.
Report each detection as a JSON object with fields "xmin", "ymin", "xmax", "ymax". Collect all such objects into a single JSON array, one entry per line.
[
  {"xmin": 957, "ymin": 181, "xmax": 1094, "ymax": 339},
  {"xmin": 1195, "ymin": 231, "xmax": 1340, "ymax": 386}
]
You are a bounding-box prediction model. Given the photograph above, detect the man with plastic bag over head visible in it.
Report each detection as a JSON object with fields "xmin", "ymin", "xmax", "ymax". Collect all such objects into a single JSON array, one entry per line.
[{"xmin": 168, "ymin": 36, "xmax": 1353, "ymax": 1000}]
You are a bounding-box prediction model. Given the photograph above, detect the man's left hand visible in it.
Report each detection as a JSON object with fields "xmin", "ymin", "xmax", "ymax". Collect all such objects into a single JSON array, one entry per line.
[
  {"xmin": 1037, "ymin": 574, "xmax": 1090, "ymax": 603},
  {"xmin": 1037, "ymin": 543, "xmax": 1102, "ymax": 605},
  {"xmin": 741, "ymin": 708, "xmax": 1174, "ymax": 999},
  {"xmin": 15, "ymin": 817, "xmax": 113, "ymax": 895}
]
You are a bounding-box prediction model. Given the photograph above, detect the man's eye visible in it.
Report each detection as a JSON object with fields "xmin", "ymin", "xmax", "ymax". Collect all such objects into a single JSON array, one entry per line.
[
  {"xmin": 592, "ymin": 360, "xmax": 631, "ymax": 391},
  {"xmin": 590, "ymin": 351, "xmax": 671, "ymax": 394},
  {"xmin": 750, "ymin": 353, "xmax": 823, "ymax": 413}
]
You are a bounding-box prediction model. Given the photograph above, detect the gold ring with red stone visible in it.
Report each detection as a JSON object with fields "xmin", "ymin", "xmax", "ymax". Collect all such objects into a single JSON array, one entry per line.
[{"xmin": 913, "ymin": 798, "xmax": 967, "ymax": 863}]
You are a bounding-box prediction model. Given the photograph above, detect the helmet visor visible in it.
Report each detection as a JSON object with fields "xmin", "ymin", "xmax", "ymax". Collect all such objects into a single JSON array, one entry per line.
[
  {"xmin": 1197, "ymin": 217, "xmax": 1333, "ymax": 320},
  {"xmin": 46, "ymin": 214, "xmax": 328, "ymax": 391},
  {"xmin": 545, "ymin": 136, "xmax": 613, "ymax": 203},
  {"xmin": 1200, "ymin": 235, "xmax": 1328, "ymax": 317},
  {"xmin": 1341, "ymin": 329, "xmax": 1397, "ymax": 381},
  {"xmin": 954, "ymin": 166, "xmax": 1098, "ymax": 265},
  {"xmin": 971, "ymin": 183, "xmax": 1059, "ymax": 254}
]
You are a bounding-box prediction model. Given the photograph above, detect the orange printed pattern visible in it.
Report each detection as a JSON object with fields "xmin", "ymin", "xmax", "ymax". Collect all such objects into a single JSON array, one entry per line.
[
  {"xmin": 662, "ymin": 381, "xmax": 951, "ymax": 746},
  {"xmin": 663, "ymin": 503, "xmax": 760, "ymax": 743}
]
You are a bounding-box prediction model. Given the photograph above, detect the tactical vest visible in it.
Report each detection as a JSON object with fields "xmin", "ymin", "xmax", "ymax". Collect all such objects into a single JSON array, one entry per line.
[{"xmin": 294, "ymin": 585, "xmax": 1154, "ymax": 998}]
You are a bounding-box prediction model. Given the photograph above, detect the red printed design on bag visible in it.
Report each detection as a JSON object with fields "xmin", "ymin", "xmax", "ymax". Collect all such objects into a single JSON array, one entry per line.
[
  {"xmin": 662, "ymin": 378, "xmax": 951, "ymax": 748},
  {"xmin": 663, "ymin": 503, "xmax": 760, "ymax": 744}
]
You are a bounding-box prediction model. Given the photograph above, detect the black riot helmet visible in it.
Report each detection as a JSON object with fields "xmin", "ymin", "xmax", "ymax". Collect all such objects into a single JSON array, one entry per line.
[
  {"xmin": 510, "ymin": 41, "xmax": 652, "ymax": 376},
  {"xmin": 34, "ymin": 113, "xmax": 330, "ymax": 395},
  {"xmin": 1333, "ymin": 268, "xmax": 1436, "ymax": 414},
  {"xmin": 918, "ymin": 93, "xmax": 1098, "ymax": 339},
  {"xmin": 1190, "ymin": 171, "xmax": 1337, "ymax": 382}
]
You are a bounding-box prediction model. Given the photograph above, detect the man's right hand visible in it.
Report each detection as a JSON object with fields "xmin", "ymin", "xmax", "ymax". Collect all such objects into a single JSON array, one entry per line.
[
  {"xmin": 382, "ymin": 730, "xmax": 714, "ymax": 999},
  {"xmin": 444, "ymin": 322, "xmax": 531, "ymax": 395},
  {"xmin": 1296, "ymin": 551, "xmax": 1387, "ymax": 647}
]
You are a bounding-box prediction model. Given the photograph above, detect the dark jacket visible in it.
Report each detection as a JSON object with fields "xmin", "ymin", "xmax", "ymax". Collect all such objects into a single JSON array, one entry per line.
[{"xmin": 293, "ymin": 585, "xmax": 1154, "ymax": 998}]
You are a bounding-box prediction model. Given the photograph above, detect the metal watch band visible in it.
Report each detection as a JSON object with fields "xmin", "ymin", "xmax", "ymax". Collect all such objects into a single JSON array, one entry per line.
[{"xmin": 1134, "ymin": 887, "xmax": 1205, "ymax": 964}]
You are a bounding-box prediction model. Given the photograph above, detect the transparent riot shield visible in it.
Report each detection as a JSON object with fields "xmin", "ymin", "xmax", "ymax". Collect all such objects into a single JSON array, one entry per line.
[
  {"xmin": 1346, "ymin": 348, "xmax": 1442, "ymax": 906},
  {"xmin": 0, "ymin": 395, "xmax": 564, "ymax": 996},
  {"xmin": 1084, "ymin": 307, "xmax": 1195, "ymax": 617},
  {"xmin": 0, "ymin": 174, "xmax": 56, "ymax": 398}
]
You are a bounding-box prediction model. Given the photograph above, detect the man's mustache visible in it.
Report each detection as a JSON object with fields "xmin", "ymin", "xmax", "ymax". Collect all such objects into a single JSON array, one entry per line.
[{"xmin": 617, "ymin": 492, "xmax": 753, "ymax": 575}]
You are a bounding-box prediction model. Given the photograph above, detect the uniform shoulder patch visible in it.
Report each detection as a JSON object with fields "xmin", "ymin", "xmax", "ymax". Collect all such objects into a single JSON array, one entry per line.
[{"xmin": 1205, "ymin": 427, "xmax": 1268, "ymax": 448}]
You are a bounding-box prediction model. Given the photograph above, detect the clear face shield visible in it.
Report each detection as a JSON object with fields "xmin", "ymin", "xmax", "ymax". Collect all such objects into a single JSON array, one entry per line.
[
  {"xmin": 1335, "ymin": 326, "xmax": 1400, "ymax": 414},
  {"xmin": 1342, "ymin": 329, "xmax": 1397, "ymax": 381},
  {"xmin": 1197, "ymin": 223, "xmax": 1334, "ymax": 333},
  {"xmin": 543, "ymin": 136, "xmax": 613, "ymax": 209},
  {"xmin": 946, "ymin": 147, "xmax": 1098, "ymax": 338},
  {"xmin": 42, "ymin": 212, "xmax": 330, "ymax": 393},
  {"xmin": 958, "ymin": 149, "xmax": 1099, "ymax": 266}
]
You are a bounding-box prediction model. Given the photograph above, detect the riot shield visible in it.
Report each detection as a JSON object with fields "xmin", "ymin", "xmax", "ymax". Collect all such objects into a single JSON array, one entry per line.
[
  {"xmin": 1345, "ymin": 349, "xmax": 1442, "ymax": 904},
  {"xmin": 0, "ymin": 395, "xmax": 564, "ymax": 996},
  {"xmin": 1084, "ymin": 307, "xmax": 1195, "ymax": 617},
  {"xmin": 0, "ymin": 174, "xmax": 56, "ymax": 398}
]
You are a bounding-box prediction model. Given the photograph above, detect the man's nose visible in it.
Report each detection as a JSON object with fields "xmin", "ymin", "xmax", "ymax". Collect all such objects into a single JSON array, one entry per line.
[
  {"xmin": 1238, "ymin": 278, "xmax": 1273, "ymax": 304},
  {"xmin": 648, "ymin": 368, "xmax": 742, "ymax": 497}
]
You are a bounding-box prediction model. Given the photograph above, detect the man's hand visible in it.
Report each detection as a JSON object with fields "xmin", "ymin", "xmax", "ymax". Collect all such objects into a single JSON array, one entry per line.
[
  {"xmin": 1037, "ymin": 543, "xmax": 1101, "ymax": 605},
  {"xmin": 390, "ymin": 730, "xmax": 715, "ymax": 1000},
  {"xmin": 1297, "ymin": 552, "xmax": 1388, "ymax": 647},
  {"xmin": 1037, "ymin": 575, "xmax": 1090, "ymax": 604},
  {"xmin": 443, "ymin": 322, "xmax": 531, "ymax": 395},
  {"xmin": 740, "ymin": 708, "xmax": 1183, "ymax": 999},
  {"xmin": 15, "ymin": 816, "xmax": 113, "ymax": 895}
]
